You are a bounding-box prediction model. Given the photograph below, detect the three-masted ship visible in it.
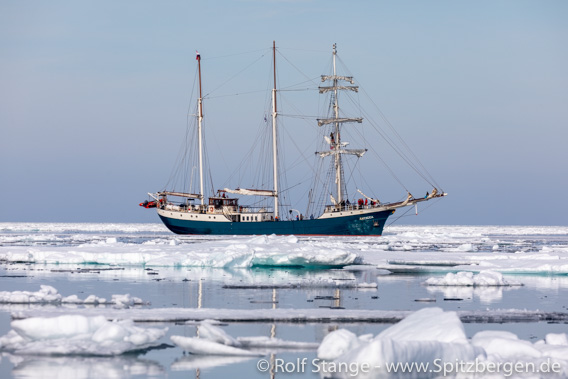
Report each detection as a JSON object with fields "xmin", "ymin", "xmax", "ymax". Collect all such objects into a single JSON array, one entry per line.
[{"xmin": 141, "ymin": 42, "xmax": 446, "ymax": 235}]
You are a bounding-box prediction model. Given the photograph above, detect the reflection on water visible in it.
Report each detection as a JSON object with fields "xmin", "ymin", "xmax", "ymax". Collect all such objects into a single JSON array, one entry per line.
[
  {"xmin": 171, "ymin": 355, "xmax": 255, "ymax": 371},
  {"xmin": 425, "ymin": 285, "xmax": 520, "ymax": 304},
  {"xmin": 4, "ymin": 353, "xmax": 165, "ymax": 379}
]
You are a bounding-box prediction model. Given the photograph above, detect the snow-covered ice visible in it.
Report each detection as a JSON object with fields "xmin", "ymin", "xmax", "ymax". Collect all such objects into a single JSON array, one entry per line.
[
  {"xmin": 0, "ymin": 315, "xmax": 167, "ymax": 355},
  {"xmin": 0, "ymin": 235, "xmax": 361, "ymax": 268},
  {"xmin": 2, "ymin": 223, "xmax": 568, "ymax": 273},
  {"xmin": 170, "ymin": 336, "xmax": 262, "ymax": 356},
  {"xmin": 317, "ymin": 308, "xmax": 568, "ymax": 378},
  {"xmin": 0, "ymin": 285, "xmax": 146, "ymax": 307}
]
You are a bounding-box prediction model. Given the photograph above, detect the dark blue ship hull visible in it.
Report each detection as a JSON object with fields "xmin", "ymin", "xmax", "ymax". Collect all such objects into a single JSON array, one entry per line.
[{"xmin": 159, "ymin": 209, "xmax": 393, "ymax": 236}]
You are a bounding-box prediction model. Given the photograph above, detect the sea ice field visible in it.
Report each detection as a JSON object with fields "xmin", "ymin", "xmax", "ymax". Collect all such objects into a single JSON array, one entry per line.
[{"xmin": 1, "ymin": 223, "xmax": 568, "ymax": 378}]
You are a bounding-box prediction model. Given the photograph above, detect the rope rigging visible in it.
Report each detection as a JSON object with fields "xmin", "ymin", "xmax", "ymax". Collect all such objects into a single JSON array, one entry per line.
[{"xmin": 157, "ymin": 43, "xmax": 444, "ymax": 230}]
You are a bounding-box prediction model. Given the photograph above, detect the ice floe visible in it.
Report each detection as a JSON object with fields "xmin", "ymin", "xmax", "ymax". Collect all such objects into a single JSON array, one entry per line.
[
  {"xmin": 0, "ymin": 315, "xmax": 167, "ymax": 355},
  {"xmin": 0, "ymin": 235, "xmax": 361, "ymax": 268},
  {"xmin": 170, "ymin": 320, "xmax": 316, "ymax": 356},
  {"xmin": 2, "ymin": 224, "xmax": 568, "ymax": 273},
  {"xmin": 0, "ymin": 285, "xmax": 146, "ymax": 307},
  {"xmin": 317, "ymin": 307, "xmax": 568, "ymax": 378},
  {"xmin": 170, "ymin": 335, "xmax": 262, "ymax": 356}
]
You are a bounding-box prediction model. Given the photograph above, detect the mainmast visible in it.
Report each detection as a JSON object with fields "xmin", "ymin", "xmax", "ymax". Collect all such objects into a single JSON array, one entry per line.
[
  {"xmin": 197, "ymin": 52, "xmax": 205, "ymax": 206},
  {"xmin": 271, "ymin": 41, "xmax": 279, "ymax": 219}
]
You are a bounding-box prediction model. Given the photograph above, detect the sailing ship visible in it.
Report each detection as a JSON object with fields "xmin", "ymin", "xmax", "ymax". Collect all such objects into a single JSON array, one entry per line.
[{"xmin": 141, "ymin": 42, "xmax": 446, "ymax": 236}]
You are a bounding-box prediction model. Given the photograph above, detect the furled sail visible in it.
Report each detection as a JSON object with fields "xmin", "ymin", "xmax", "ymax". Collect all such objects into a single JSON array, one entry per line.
[
  {"xmin": 426, "ymin": 188, "xmax": 438, "ymax": 199},
  {"xmin": 317, "ymin": 149, "xmax": 367, "ymax": 158},
  {"xmin": 318, "ymin": 85, "xmax": 359, "ymax": 94},
  {"xmin": 157, "ymin": 191, "xmax": 202, "ymax": 199},
  {"xmin": 321, "ymin": 75, "xmax": 354, "ymax": 84},
  {"xmin": 401, "ymin": 193, "xmax": 413, "ymax": 206},
  {"xmin": 222, "ymin": 188, "xmax": 277, "ymax": 197},
  {"xmin": 317, "ymin": 117, "xmax": 362, "ymax": 127}
]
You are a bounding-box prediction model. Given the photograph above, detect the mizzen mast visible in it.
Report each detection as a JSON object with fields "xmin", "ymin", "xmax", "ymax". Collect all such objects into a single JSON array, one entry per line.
[{"xmin": 196, "ymin": 51, "xmax": 205, "ymax": 206}]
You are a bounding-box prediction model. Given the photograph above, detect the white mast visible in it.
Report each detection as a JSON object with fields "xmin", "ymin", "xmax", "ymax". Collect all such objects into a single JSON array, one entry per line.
[
  {"xmin": 272, "ymin": 41, "xmax": 279, "ymax": 219},
  {"xmin": 197, "ymin": 52, "xmax": 205, "ymax": 206},
  {"xmin": 332, "ymin": 44, "xmax": 342, "ymax": 204}
]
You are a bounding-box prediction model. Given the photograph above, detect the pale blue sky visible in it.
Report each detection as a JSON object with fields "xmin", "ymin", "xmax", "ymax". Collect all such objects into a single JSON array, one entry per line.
[{"xmin": 1, "ymin": 1, "xmax": 567, "ymax": 225}]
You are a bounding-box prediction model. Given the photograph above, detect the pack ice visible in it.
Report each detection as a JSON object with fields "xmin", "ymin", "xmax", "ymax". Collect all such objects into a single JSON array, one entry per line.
[{"xmin": 0, "ymin": 315, "xmax": 167, "ymax": 355}]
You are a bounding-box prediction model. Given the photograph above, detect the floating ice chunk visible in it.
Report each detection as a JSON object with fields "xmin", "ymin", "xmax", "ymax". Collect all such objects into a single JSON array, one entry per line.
[
  {"xmin": 61, "ymin": 295, "xmax": 82, "ymax": 304},
  {"xmin": 424, "ymin": 270, "xmax": 520, "ymax": 287},
  {"xmin": 318, "ymin": 309, "xmax": 484, "ymax": 378},
  {"xmin": 317, "ymin": 308, "xmax": 568, "ymax": 378},
  {"xmin": 170, "ymin": 336, "xmax": 262, "ymax": 356},
  {"xmin": 471, "ymin": 330, "xmax": 542, "ymax": 359},
  {"xmin": 198, "ymin": 320, "xmax": 241, "ymax": 347},
  {"xmin": 0, "ymin": 315, "xmax": 167, "ymax": 355},
  {"xmin": 0, "ymin": 285, "xmax": 62, "ymax": 304},
  {"xmin": 171, "ymin": 319, "xmax": 317, "ymax": 356},
  {"xmin": 0, "ymin": 286, "xmax": 145, "ymax": 308},
  {"xmin": 12, "ymin": 315, "xmax": 107, "ymax": 341},
  {"xmin": 83, "ymin": 294, "xmax": 106, "ymax": 304},
  {"xmin": 317, "ymin": 329, "xmax": 362, "ymax": 360},
  {"xmin": 453, "ymin": 243, "xmax": 475, "ymax": 252},
  {"xmin": 377, "ymin": 307, "xmax": 467, "ymax": 343},
  {"xmin": 111, "ymin": 294, "xmax": 144, "ymax": 308},
  {"xmin": 546, "ymin": 333, "xmax": 568, "ymax": 346}
]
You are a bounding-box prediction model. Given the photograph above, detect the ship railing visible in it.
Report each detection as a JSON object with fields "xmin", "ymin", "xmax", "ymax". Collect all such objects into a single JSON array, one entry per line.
[{"xmin": 324, "ymin": 203, "xmax": 382, "ymax": 213}]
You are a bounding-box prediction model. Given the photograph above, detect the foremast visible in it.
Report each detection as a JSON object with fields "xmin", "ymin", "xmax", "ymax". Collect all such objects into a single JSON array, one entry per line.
[{"xmin": 317, "ymin": 44, "xmax": 366, "ymax": 206}]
